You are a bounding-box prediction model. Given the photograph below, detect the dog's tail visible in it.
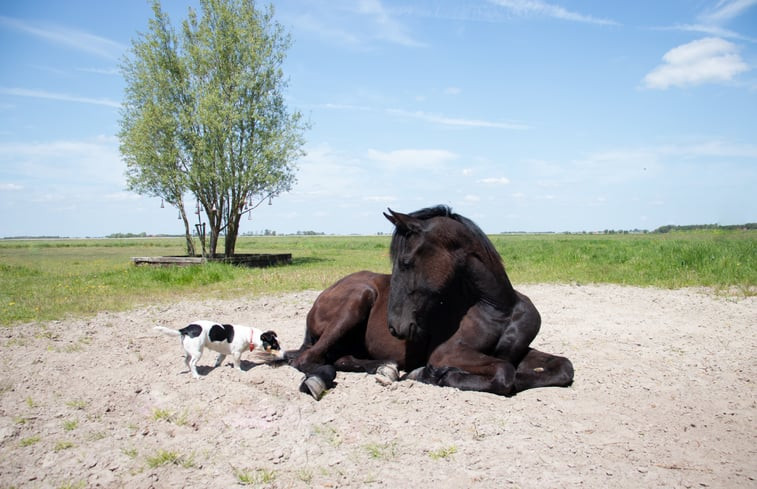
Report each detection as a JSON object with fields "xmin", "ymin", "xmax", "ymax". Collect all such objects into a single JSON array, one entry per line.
[{"xmin": 154, "ymin": 326, "xmax": 181, "ymax": 337}]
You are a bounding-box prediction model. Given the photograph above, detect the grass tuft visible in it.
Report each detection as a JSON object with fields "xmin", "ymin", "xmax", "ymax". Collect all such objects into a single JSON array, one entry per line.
[
  {"xmin": 145, "ymin": 449, "xmax": 179, "ymax": 468},
  {"xmin": 19, "ymin": 435, "xmax": 41, "ymax": 447},
  {"xmin": 428, "ymin": 445, "xmax": 457, "ymax": 460},
  {"xmin": 54, "ymin": 440, "xmax": 75, "ymax": 451},
  {"xmin": 234, "ymin": 467, "xmax": 276, "ymax": 485},
  {"xmin": 363, "ymin": 441, "xmax": 398, "ymax": 460}
]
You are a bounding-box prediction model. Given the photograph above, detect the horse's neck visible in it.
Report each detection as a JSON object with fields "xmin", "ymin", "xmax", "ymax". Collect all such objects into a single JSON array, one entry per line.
[{"xmin": 465, "ymin": 253, "xmax": 517, "ymax": 311}]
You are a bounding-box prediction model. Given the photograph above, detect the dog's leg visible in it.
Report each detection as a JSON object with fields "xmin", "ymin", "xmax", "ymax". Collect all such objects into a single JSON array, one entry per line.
[
  {"xmin": 189, "ymin": 355, "xmax": 201, "ymax": 379},
  {"xmin": 232, "ymin": 352, "xmax": 243, "ymax": 371},
  {"xmin": 214, "ymin": 353, "xmax": 226, "ymax": 367},
  {"xmin": 187, "ymin": 348, "xmax": 203, "ymax": 379}
]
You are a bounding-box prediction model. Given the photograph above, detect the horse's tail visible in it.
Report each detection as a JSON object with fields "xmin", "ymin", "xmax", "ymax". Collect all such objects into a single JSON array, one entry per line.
[{"xmin": 153, "ymin": 326, "xmax": 181, "ymax": 337}]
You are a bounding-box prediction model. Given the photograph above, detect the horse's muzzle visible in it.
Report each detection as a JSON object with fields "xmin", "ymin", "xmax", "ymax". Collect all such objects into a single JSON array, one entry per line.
[{"xmin": 388, "ymin": 322, "xmax": 414, "ymax": 340}]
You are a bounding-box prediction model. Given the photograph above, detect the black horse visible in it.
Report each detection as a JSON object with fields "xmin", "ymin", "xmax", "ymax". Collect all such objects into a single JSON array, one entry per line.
[{"xmin": 289, "ymin": 206, "xmax": 573, "ymax": 398}]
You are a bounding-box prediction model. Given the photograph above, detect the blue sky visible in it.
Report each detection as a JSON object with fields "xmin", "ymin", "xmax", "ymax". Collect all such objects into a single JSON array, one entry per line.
[{"xmin": 1, "ymin": 0, "xmax": 755, "ymax": 237}]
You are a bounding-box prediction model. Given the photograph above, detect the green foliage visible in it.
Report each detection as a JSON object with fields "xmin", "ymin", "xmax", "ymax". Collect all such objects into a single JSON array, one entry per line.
[
  {"xmin": 235, "ymin": 467, "xmax": 276, "ymax": 485},
  {"xmin": 150, "ymin": 408, "xmax": 189, "ymax": 425},
  {"xmin": 491, "ymin": 231, "xmax": 756, "ymax": 289},
  {"xmin": 312, "ymin": 425, "xmax": 342, "ymax": 447},
  {"xmin": 19, "ymin": 435, "xmax": 41, "ymax": 447},
  {"xmin": 144, "ymin": 449, "xmax": 196, "ymax": 469},
  {"xmin": 119, "ymin": 0, "xmax": 308, "ymax": 258},
  {"xmin": 0, "ymin": 230, "xmax": 754, "ymax": 325},
  {"xmin": 122, "ymin": 447, "xmax": 139, "ymax": 458},
  {"xmin": 54, "ymin": 440, "xmax": 75, "ymax": 451},
  {"xmin": 145, "ymin": 449, "xmax": 181, "ymax": 468},
  {"xmin": 654, "ymin": 223, "xmax": 757, "ymax": 233},
  {"xmin": 151, "ymin": 408, "xmax": 174, "ymax": 421},
  {"xmin": 428, "ymin": 445, "xmax": 457, "ymax": 460},
  {"xmin": 57, "ymin": 481, "xmax": 86, "ymax": 489},
  {"xmin": 65, "ymin": 399, "xmax": 88, "ymax": 410},
  {"xmin": 363, "ymin": 441, "xmax": 398, "ymax": 460}
]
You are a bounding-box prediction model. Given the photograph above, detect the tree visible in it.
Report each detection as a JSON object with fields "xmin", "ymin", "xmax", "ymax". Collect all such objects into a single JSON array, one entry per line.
[{"xmin": 119, "ymin": 0, "xmax": 308, "ymax": 257}]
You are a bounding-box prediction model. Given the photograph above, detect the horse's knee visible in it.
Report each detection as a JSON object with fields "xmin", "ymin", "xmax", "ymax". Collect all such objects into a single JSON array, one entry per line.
[{"xmin": 289, "ymin": 348, "xmax": 323, "ymax": 371}]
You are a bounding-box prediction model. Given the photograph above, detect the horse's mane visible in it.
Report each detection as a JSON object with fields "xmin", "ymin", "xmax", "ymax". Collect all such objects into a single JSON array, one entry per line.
[{"xmin": 390, "ymin": 205, "xmax": 503, "ymax": 269}]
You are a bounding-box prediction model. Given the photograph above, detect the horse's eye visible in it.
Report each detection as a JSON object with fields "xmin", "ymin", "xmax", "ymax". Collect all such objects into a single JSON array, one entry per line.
[{"xmin": 400, "ymin": 258, "xmax": 413, "ymax": 270}]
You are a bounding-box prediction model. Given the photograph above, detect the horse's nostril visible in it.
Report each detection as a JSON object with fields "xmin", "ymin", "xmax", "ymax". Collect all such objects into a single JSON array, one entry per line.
[{"xmin": 388, "ymin": 325, "xmax": 398, "ymax": 337}]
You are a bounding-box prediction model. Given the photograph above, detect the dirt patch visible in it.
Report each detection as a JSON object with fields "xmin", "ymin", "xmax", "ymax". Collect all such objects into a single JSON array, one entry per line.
[{"xmin": 1, "ymin": 285, "xmax": 754, "ymax": 488}]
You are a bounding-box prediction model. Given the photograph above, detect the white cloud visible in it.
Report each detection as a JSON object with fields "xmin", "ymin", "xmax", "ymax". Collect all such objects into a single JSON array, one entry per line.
[
  {"xmin": 104, "ymin": 192, "xmax": 141, "ymax": 202},
  {"xmin": 365, "ymin": 148, "xmax": 458, "ymax": 169},
  {"xmin": 665, "ymin": 24, "xmax": 756, "ymax": 43},
  {"xmin": 318, "ymin": 104, "xmax": 529, "ymax": 130},
  {"xmin": 478, "ymin": 177, "xmax": 511, "ymax": 185},
  {"xmin": 657, "ymin": 140, "xmax": 757, "ymax": 158},
  {"xmin": 699, "ymin": 0, "xmax": 757, "ymax": 24},
  {"xmin": 289, "ymin": 143, "xmax": 365, "ymax": 199},
  {"xmin": 0, "ymin": 87, "xmax": 121, "ymax": 108},
  {"xmin": 655, "ymin": 1, "xmax": 757, "ymax": 43},
  {"xmin": 355, "ymin": 0, "xmax": 426, "ymax": 47},
  {"xmin": 0, "ymin": 15, "xmax": 125, "ymax": 59},
  {"xmin": 0, "ymin": 136, "xmax": 124, "ymax": 187},
  {"xmin": 290, "ymin": 14, "xmax": 362, "ymax": 47},
  {"xmin": 363, "ymin": 195, "xmax": 397, "ymax": 202},
  {"xmin": 489, "ymin": 0, "xmax": 619, "ymax": 26},
  {"xmin": 289, "ymin": 0, "xmax": 425, "ymax": 48},
  {"xmin": 642, "ymin": 37, "xmax": 749, "ymax": 89},
  {"xmin": 77, "ymin": 67, "xmax": 119, "ymax": 76},
  {"xmin": 387, "ymin": 109, "xmax": 530, "ymax": 129},
  {"xmin": 0, "ymin": 183, "xmax": 24, "ymax": 191}
]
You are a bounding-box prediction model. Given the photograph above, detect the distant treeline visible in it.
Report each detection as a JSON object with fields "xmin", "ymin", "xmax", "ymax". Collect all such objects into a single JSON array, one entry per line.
[
  {"xmin": 2, "ymin": 236, "xmax": 69, "ymax": 240},
  {"xmin": 653, "ymin": 223, "xmax": 756, "ymax": 233},
  {"xmin": 5, "ymin": 224, "xmax": 754, "ymax": 241},
  {"xmin": 105, "ymin": 233, "xmax": 184, "ymax": 239},
  {"xmin": 241, "ymin": 230, "xmax": 326, "ymax": 236}
]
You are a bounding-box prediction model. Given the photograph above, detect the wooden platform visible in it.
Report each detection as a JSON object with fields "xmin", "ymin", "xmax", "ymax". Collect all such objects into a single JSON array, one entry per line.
[{"xmin": 132, "ymin": 253, "xmax": 292, "ymax": 268}]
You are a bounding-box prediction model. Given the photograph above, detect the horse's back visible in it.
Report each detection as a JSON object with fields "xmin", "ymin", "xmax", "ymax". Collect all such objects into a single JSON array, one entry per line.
[{"xmin": 306, "ymin": 271, "xmax": 389, "ymax": 339}]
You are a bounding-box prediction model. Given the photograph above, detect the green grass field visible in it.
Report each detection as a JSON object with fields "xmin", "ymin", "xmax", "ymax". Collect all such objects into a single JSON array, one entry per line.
[{"xmin": 1, "ymin": 230, "xmax": 754, "ymax": 325}]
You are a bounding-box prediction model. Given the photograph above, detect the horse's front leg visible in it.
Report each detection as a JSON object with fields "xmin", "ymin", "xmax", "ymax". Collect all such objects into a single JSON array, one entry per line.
[
  {"xmin": 514, "ymin": 347, "xmax": 574, "ymax": 392},
  {"xmin": 413, "ymin": 348, "xmax": 517, "ymax": 396},
  {"xmin": 334, "ymin": 356, "xmax": 400, "ymax": 385}
]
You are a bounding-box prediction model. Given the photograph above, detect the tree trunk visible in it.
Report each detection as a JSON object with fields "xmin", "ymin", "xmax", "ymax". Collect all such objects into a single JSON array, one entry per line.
[
  {"xmin": 179, "ymin": 206, "xmax": 196, "ymax": 256},
  {"xmin": 208, "ymin": 224, "xmax": 220, "ymax": 258},
  {"xmin": 224, "ymin": 212, "xmax": 241, "ymax": 258}
]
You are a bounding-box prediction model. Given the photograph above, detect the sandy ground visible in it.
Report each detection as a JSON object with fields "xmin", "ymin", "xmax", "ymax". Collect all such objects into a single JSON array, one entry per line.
[{"xmin": 0, "ymin": 284, "xmax": 754, "ymax": 488}]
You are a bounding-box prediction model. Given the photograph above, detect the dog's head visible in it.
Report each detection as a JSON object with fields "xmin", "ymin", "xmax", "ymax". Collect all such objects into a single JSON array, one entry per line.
[{"xmin": 260, "ymin": 330, "xmax": 282, "ymax": 355}]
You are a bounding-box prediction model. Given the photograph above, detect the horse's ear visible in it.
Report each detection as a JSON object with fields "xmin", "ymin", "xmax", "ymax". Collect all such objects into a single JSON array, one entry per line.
[
  {"xmin": 383, "ymin": 209, "xmax": 398, "ymax": 225},
  {"xmin": 384, "ymin": 209, "xmax": 423, "ymax": 234}
]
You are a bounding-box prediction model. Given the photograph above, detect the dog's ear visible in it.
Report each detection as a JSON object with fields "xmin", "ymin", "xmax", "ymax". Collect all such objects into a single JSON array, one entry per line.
[
  {"xmin": 260, "ymin": 331, "xmax": 281, "ymax": 352},
  {"xmin": 264, "ymin": 330, "xmax": 277, "ymax": 337}
]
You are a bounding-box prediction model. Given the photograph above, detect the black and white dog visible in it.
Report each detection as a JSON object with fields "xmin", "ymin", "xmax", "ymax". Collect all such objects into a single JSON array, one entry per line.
[{"xmin": 154, "ymin": 320, "xmax": 284, "ymax": 379}]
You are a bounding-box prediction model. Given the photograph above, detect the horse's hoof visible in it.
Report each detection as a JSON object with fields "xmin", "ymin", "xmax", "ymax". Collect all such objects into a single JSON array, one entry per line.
[
  {"xmin": 375, "ymin": 363, "xmax": 399, "ymax": 386},
  {"xmin": 300, "ymin": 375, "xmax": 327, "ymax": 400},
  {"xmin": 404, "ymin": 366, "xmax": 426, "ymax": 381}
]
